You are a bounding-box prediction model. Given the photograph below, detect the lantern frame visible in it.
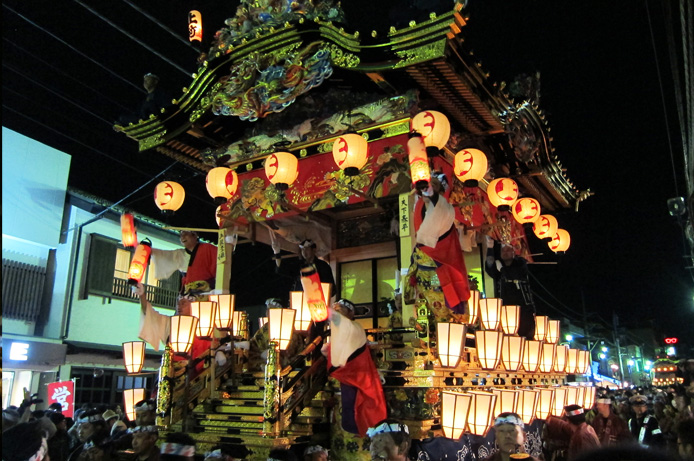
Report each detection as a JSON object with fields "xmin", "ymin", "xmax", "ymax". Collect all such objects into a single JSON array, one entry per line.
[
  {"xmin": 210, "ymin": 294, "xmax": 235, "ymax": 330},
  {"xmin": 501, "ymin": 335, "xmax": 525, "ymax": 372},
  {"xmin": 290, "ymin": 291, "xmax": 312, "ymax": 332},
  {"xmin": 437, "ymin": 322, "xmax": 467, "ymax": 368},
  {"xmin": 536, "ymin": 388, "xmax": 555, "ymax": 420},
  {"xmin": 567, "ymin": 348, "xmax": 580, "ymax": 374},
  {"xmin": 546, "ymin": 320, "xmax": 561, "ymax": 344},
  {"xmin": 466, "ymin": 290, "xmax": 481, "ymax": 326},
  {"xmin": 522, "ymin": 340, "xmax": 542, "ymax": 373},
  {"xmin": 517, "ymin": 389, "xmax": 539, "ymax": 425},
  {"xmin": 169, "ymin": 315, "xmax": 198, "ymax": 356},
  {"xmin": 500, "ymin": 305, "xmax": 520, "ymax": 335},
  {"xmin": 475, "ymin": 330, "xmax": 503, "ymax": 370},
  {"xmin": 538, "ymin": 343, "xmax": 557, "ymax": 373},
  {"xmin": 123, "ymin": 388, "xmax": 146, "ymax": 422},
  {"xmin": 190, "ymin": 301, "xmax": 217, "ymax": 338},
  {"xmin": 565, "ymin": 386, "xmax": 580, "ymax": 408},
  {"xmin": 492, "ymin": 389, "xmax": 519, "ymax": 417},
  {"xmin": 122, "ymin": 341, "xmax": 145, "ymax": 374},
  {"xmin": 551, "ymin": 387, "xmax": 568, "ymax": 417},
  {"xmin": 441, "ymin": 391, "xmax": 471, "ymax": 440},
  {"xmin": 554, "ymin": 345, "xmax": 568, "ymax": 373},
  {"xmin": 479, "ymin": 298, "xmax": 502, "ymax": 331},
  {"xmin": 467, "ymin": 391, "xmax": 498, "ymax": 437},
  {"xmin": 582, "ymin": 386, "xmax": 596, "ymax": 410},
  {"xmin": 268, "ymin": 308, "xmax": 296, "ymax": 351},
  {"xmin": 534, "ymin": 315, "xmax": 549, "ymax": 342}
]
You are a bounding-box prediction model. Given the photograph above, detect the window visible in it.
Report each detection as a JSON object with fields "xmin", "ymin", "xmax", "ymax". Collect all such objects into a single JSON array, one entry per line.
[
  {"xmin": 339, "ymin": 256, "xmax": 398, "ymax": 328},
  {"xmin": 70, "ymin": 367, "xmax": 155, "ymax": 409},
  {"xmin": 84, "ymin": 234, "xmax": 180, "ymax": 308}
]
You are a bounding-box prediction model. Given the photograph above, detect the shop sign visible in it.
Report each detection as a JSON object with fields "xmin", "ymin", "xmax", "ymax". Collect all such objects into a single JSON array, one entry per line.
[{"xmin": 47, "ymin": 380, "xmax": 75, "ymax": 418}]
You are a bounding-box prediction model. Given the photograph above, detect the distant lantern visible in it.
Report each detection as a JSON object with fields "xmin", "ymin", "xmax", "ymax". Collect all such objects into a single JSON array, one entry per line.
[
  {"xmin": 120, "ymin": 214, "xmax": 138, "ymax": 248},
  {"xmin": 492, "ymin": 389, "xmax": 519, "ymax": 417},
  {"xmin": 190, "ymin": 301, "xmax": 217, "ymax": 338},
  {"xmin": 268, "ymin": 308, "xmax": 296, "ymax": 351},
  {"xmin": 169, "ymin": 315, "xmax": 198, "ymax": 355},
  {"xmin": 518, "ymin": 389, "xmax": 539, "ymax": 425},
  {"xmin": 539, "ymin": 343, "xmax": 557, "ymax": 373},
  {"xmin": 441, "ymin": 391, "xmax": 471, "ymax": 440},
  {"xmin": 123, "ymin": 388, "xmax": 146, "ymax": 422},
  {"xmin": 332, "ymin": 133, "xmax": 369, "ymax": 176},
  {"xmin": 487, "ymin": 178, "xmax": 518, "ymax": 211},
  {"xmin": 511, "ymin": 197, "xmax": 542, "ymax": 224},
  {"xmin": 534, "ymin": 315, "xmax": 549, "ymax": 342},
  {"xmin": 466, "ymin": 290, "xmax": 481, "ymax": 326},
  {"xmin": 188, "ymin": 10, "xmax": 203, "ymax": 42},
  {"xmin": 209, "ymin": 294, "xmax": 235, "ymax": 330},
  {"xmin": 549, "ymin": 229, "xmax": 571, "ymax": 252},
  {"xmin": 454, "ymin": 148, "xmax": 488, "ymax": 187},
  {"xmin": 206, "ymin": 167, "xmax": 238, "ymax": 204},
  {"xmin": 475, "ymin": 330, "xmax": 503, "ymax": 370},
  {"xmin": 411, "ymin": 110, "xmax": 450, "ymax": 155},
  {"xmin": 567, "ymin": 348, "xmax": 580, "ymax": 374},
  {"xmin": 290, "ymin": 291, "xmax": 312, "ymax": 331},
  {"xmin": 437, "ymin": 322, "xmax": 467, "ymax": 368},
  {"xmin": 533, "ymin": 214, "xmax": 558, "ymax": 240},
  {"xmin": 467, "ymin": 391, "xmax": 497, "ymax": 436},
  {"xmin": 154, "ymin": 181, "xmax": 185, "ymax": 213},
  {"xmin": 479, "ymin": 298, "xmax": 502, "ymax": 331},
  {"xmin": 127, "ymin": 238, "xmax": 152, "ymax": 285},
  {"xmin": 122, "ymin": 341, "xmax": 145, "ymax": 374},
  {"xmin": 554, "ymin": 345, "xmax": 569, "ymax": 373},
  {"xmin": 265, "ymin": 152, "xmax": 298, "ymax": 191},
  {"xmin": 546, "ymin": 320, "xmax": 561, "ymax": 344},
  {"xmin": 551, "ymin": 387, "xmax": 568, "ymax": 417},
  {"xmin": 500, "ymin": 305, "xmax": 521, "ymax": 335},
  {"xmin": 407, "ymin": 133, "xmax": 431, "ymax": 191},
  {"xmin": 523, "ymin": 340, "xmax": 542, "ymax": 373},
  {"xmin": 536, "ymin": 388, "xmax": 555, "ymax": 420},
  {"xmin": 501, "ymin": 335, "xmax": 525, "ymax": 372}
]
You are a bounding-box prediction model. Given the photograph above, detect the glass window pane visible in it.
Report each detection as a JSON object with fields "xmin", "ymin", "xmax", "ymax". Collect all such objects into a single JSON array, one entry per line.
[
  {"xmin": 376, "ymin": 258, "xmax": 397, "ymax": 301},
  {"xmin": 339, "ymin": 260, "xmax": 372, "ymax": 304},
  {"xmin": 114, "ymin": 249, "xmax": 130, "ymax": 280}
]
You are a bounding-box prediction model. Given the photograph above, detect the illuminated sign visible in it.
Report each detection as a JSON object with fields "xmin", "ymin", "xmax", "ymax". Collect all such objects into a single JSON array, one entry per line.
[
  {"xmin": 2, "ymin": 339, "xmax": 67, "ymax": 370},
  {"xmin": 664, "ymin": 337, "xmax": 678, "ymax": 344},
  {"xmin": 9, "ymin": 342, "xmax": 29, "ymax": 361}
]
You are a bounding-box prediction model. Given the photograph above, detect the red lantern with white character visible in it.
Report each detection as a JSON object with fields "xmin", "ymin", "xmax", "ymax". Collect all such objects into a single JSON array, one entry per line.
[{"xmin": 511, "ymin": 197, "xmax": 541, "ymax": 224}]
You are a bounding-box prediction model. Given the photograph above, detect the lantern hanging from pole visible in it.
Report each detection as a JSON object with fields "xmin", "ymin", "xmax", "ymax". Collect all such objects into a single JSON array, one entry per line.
[
  {"xmin": 522, "ymin": 340, "xmax": 542, "ymax": 373},
  {"xmin": 441, "ymin": 391, "xmax": 471, "ymax": 440},
  {"xmin": 407, "ymin": 133, "xmax": 431, "ymax": 191},
  {"xmin": 169, "ymin": 315, "xmax": 198, "ymax": 355},
  {"xmin": 466, "ymin": 290, "xmax": 481, "ymax": 326},
  {"xmin": 536, "ymin": 388, "xmax": 555, "ymax": 420},
  {"xmin": 487, "ymin": 178, "xmax": 518, "ymax": 212},
  {"xmin": 467, "ymin": 391, "xmax": 497, "ymax": 436},
  {"xmin": 533, "ymin": 215, "xmax": 558, "ymax": 240},
  {"xmin": 206, "ymin": 167, "xmax": 238, "ymax": 205},
  {"xmin": 554, "ymin": 345, "xmax": 568, "ymax": 373},
  {"xmin": 534, "ymin": 315, "xmax": 549, "ymax": 341},
  {"xmin": 454, "ymin": 148, "xmax": 488, "ymax": 187},
  {"xmin": 492, "ymin": 389, "xmax": 519, "ymax": 417},
  {"xmin": 475, "ymin": 330, "xmax": 503, "ymax": 370},
  {"xmin": 128, "ymin": 239, "xmax": 152, "ymax": 285},
  {"xmin": 120, "ymin": 214, "xmax": 138, "ymax": 248},
  {"xmin": 479, "ymin": 298, "xmax": 502, "ymax": 330},
  {"xmin": 268, "ymin": 308, "xmax": 296, "ymax": 350},
  {"xmin": 332, "ymin": 133, "xmax": 369, "ymax": 176},
  {"xmin": 265, "ymin": 152, "xmax": 299, "ymax": 191},
  {"xmin": 518, "ymin": 389, "xmax": 539, "ymax": 425},
  {"xmin": 549, "ymin": 229, "xmax": 571, "ymax": 252},
  {"xmin": 437, "ymin": 322, "xmax": 467, "ymax": 368},
  {"xmin": 539, "ymin": 343, "xmax": 557, "ymax": 373},
  {"xmin": 583, "ymin": 386, "xmax": 596, "ymax": 410},
  {"xmin": 299, "ymin": 265, "xmax": 328, "ymax": 322},
  {"xmin": 154, "ymin": 181, "xmax": 185, "ymax": 213},
  {"xmin": 500, "ymin": 305, "xmax": 520, "ymax": 335},
  {"xmin": 501, "ymin": 335, "xmax": 525, "ymax": 371},
  {"xmin": 210, "ymin": 294, "xmax": 235, "ymax": 330},
  {"xmin": 411, "ymin": 110, "xmax": 450, "ymax": 155},
  {"xmin": 511, "ymin": 197, "xmax": 542, "ymax": 224},
  {"xmin": 551, "ymin": 387, "xmax": 568, "ymax": 417},
  {"xmin": 122, "ymin": 341, "xmax": 145, "ymax": 374},
  {"xmin": 190, "ymin": 301, "xmax": 217, "ymax": 338},
  {"xmin": 290, "ymin": 291, "xmax": 312, "ymax": 331},
  {"xmin": 567, "ymin": 348, "xmax": 580, "ymax": 374},
  {"xmin": 546, "ymin": 320, "xmax": 561, "ymax": 344},
  {"xmin": 188, "ymin": 10, "xmax": 202, "ymax": 42},
  {"xmin": 123, "ymin": 388, "xmax": 146, "ymax": 422},
  {"xmin": 565, "ymin": 386, "xmax": 580, "ymax": 407}
]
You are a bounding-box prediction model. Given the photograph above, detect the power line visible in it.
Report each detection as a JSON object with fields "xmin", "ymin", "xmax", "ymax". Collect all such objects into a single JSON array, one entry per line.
[{"xmin": 120, "ymin": 0, "xmax": 200, "ymax": 53}]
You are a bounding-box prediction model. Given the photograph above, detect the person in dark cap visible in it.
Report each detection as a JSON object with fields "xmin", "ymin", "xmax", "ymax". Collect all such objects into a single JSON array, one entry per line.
[
  {"xmin": 2, "ymin": 420, "xmax": 48, "ymax": 461},
  {"xmin": 544, "ymin": 404, "xmax": 600, "ymax": 461},
  {"xmin": 628, "ymin": 394, "xmax": 664, "ymax": 449},
  {"xmin": 47, "ymin": 411, "xmax": 71, "ymax": 461},
  {"xmin": 589, "ymin": 395, "xmax": 632, "ymax": 447},
  {"xmin": 483, "ymin": 412, "xmax": 541, "ymax": 461}
]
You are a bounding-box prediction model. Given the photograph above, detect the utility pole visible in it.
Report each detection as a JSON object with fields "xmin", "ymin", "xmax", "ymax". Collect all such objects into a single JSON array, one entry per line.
[
  {"xmin": 581, "ymin": 291, "xmax": 594, "ymax": 382},
  {"xmin": 613, "ymin": 312, "xmax": 625, "ymax": 386}
]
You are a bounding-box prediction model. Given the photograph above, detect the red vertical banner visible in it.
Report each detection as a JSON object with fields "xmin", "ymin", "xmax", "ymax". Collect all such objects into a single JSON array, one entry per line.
[{"xmin": 47, "ymin": 380, "xmax": 75, "ymax": 418}]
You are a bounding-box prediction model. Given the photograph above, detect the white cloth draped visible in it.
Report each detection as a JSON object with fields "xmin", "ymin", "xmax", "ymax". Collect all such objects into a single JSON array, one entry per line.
[
  {"xmin": 328, "ymin": 309, "xmax": 367, "ymax": 367},
  {"xmin": 415, "ymin": 195, "xmax": 455, "ymax": 248},
  {"xmin": 151, "ymin": 248, "xmax": 188, "ymax": 280}
]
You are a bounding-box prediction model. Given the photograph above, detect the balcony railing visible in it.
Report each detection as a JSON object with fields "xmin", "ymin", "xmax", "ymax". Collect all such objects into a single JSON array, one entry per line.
[{"xmin": 111, "ymin": 277, "xmax": 178, "ymax": 309}]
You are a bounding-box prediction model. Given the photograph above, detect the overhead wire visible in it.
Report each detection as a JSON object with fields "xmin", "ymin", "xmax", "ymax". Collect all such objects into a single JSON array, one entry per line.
[{"xmin": 120, "ymin": 0, "xmax": 201, "ymax": 53}]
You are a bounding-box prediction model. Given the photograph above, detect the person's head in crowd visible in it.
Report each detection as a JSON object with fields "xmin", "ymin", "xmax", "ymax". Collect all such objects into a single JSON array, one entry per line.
[
  {"xmin": 595, "ymin": 396, "xmax": 613, "ymax": 419},
  {"xmin": 48, "ymin": 402, "xmax": 63, "ymax": 413},
  {"xmin": 130, "ymin": 425, "xmax": 159, "ymax": 460},
  {"xmin": 492, "ymin": 412, "xmax": 527, "ymax": 456},
  {"xmin": 3, "ymin": 407, "xmax": 21, "ymax": 431},
  {"xmin": 32, "ymin": 410, "xmax": 46, "ymax": 419},
  {"xmin": 135, "ymin": 399, "xmax": 157, "ymax": 426},
  {"xmin": 677, "ymin": 418, "xmax": 694, "ymax": 460},
  {"xmin": 629, "ymin": 394, "xmax": 649, "ymax": 417},
  {"xmin": 299, "ymin": 239, "xmax": 317, "ymax": 263},
  {"xmin": 160, "ymin": 432, "xmax": 196, "ymax": 461},
  {"xmin": 143, "ymin": 73, "xmax": 160, "ymax": 93},
  {"xmin": 102, "ymin": 409, "xmax": 119, "ymax": 430},
  {"xmin": 35, "ymin": 415, "xmax": 57, "ymax": 440},
  {"xmin": 332, "ymin": 298, "xmax": 356, "ymax": 320},
  {"xmin": 563, "ymin": 404, "xmax": 587, "ymax": 425},
  {"xmin": 500, "ymin": 244, "xmax": 515, "ymax": 264},
  {"xmin": 303, "ymin": 445, "xmax": 329, "ymax": 461},
  {"xmin": 205, "ymin": 444, "xmax": 247, "ymax": 461},
  {"xmin": 2, "ymin": 420, "xmax": 48, "ymax": 461},
  {"xmin": 367, "ymin": 419, "xmax": 411, "ymax": 461},
  {"xmin": 75, "ymin": 409, "xmax": 107, "ymax": 443},
  {"xmin": 572, "ymin": 445, "xmax": 679, "ymax": 461},
  {"xmin": 267, "ymin": 447, "xmax": 298, "ymax": 461},
  {"xmin": 48, "ymin": 411, "xmax": 67, "ymax": 432}
]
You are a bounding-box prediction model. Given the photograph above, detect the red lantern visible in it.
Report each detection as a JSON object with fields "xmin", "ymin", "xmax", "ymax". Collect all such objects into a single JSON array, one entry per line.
[
  {"xmin": 411, "ymin": 110, "xmax": 450, "ymax": 152},
  {"xmin": 128, "ymin": 239, "xmax": 152, "ymax": 285},
  {"xmin": 511, "ymin": 197, "xmax": 541, "ymax": 224},
  {"xmin": 332, "ymin": 133, "xmax": 369, "ymax": 176},
  {"xmin": 154, "ymin": 181, "xmax": 185, "ymax": 213},
  {"xmin": 487, "ymin": 178, "xmax": 518, "ymax": 211},
  {"xmin": 265, "ymin": 152, "xmax": 298, "ymax": 191},
  {"xmin": 454, "ymin": 148, "xmax": 488, "ymax": 187},
  {"xmin": 206, "ymin": 167, "xmax": 238, "ymax": 204},
  {"xmin": 408, "ymin": 134, "xmax": 430, "ymax": 191},
  {"xmin": 533, "ymin": 214, "xmax": 558, "ymax": 240},
  {"xmin": 120, "ymin": 213, "xmax": 138, "ymax": 248},
  {"xmin": 549, "ymin": 229, "xmax": 571, "ymax": 252},
  {"xmin": 188, "ymin": 10, "xmax": 202, "ymax": 43}
]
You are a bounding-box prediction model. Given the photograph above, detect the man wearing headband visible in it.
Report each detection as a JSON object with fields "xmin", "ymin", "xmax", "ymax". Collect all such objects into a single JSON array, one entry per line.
[
  {"xmin": 589, "ymin": 395, "xmax": 632, "ymax": 447},
  {"xmin": 628, "ymin": 394, "xmax": 664, "ymax": 448},
  {"xmin": 544, "ymin": 404, "xmax": 599, "ymax": 460},
  {"xmin": 160, "ymin": 432, "xmax": 195, "ymax": 461},
  {"xmin": 367, "ymin": 419, "xmax": 411, "ymax": 461},
  {"xmin": 483, "ymin": 413, "xmax": 540, "ymax": 461},
  {"xmin": 130, "ymin": 425, "xmax": 159, "ymax": 461},
  {"xmin": 324, "ymin": 298, "xmax": 387, "ymax": 436}
]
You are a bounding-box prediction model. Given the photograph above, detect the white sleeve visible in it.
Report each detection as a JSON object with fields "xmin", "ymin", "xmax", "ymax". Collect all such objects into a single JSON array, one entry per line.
[
  {"xmin": 138, "ymin": 301, "xmax": 170, "ymax": 352},
  {"xmin": 151, "ymin": 248, "xmax": 189, "ymax": 280},
  {"xmin": 416, "ymin": 197, "xmax": 456, "ymax": 248},
  {"xmin": 329, "ymin": 311, "xmax": 367, "ymax": 367}
]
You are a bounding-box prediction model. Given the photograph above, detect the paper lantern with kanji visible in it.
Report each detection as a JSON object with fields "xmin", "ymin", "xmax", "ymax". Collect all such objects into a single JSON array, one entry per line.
[
  {"xmin": 188, "ymin": 10, "xmax": 202, "ymax": 42},
  {"xmin": 265, "ymin": 152, "xmax": 298, "ymax": 191},
  {"xmin": 487, "ymin": 178, "xmax": 518, "ymax": 211},
  {"xmin": 154, "ymin": 181, "xmax": 185, "ymax": 212},
  {"xmin": 511, "ymin": 197, "xmax": 541, "ymax": 224},
  {"xmin": 407, "ymin": 134, "xmax": 430, "ymax": 189},
  {"xmin": 127, "ymin": 239, "xmax": 152, "ymax": 285},
  {"xmin": 454, "ymin": 149, "xmax": 488, "ymax": 187},
  {"xmin": 332, "ymin": 133, "xmax": 368, "ymax": 176},
  {"xmin": 411, "ymin": 110, "xmax": 450, "ymax": 151},
  {"xmin": 549, "ymin": 229, "xmax": 571, "ymax": 252},
  {"xmin": 533, "ymin": 215, "xmax": 558, "ymax": 239},
  {"xmin": 206, "ymin": 167, "xmax": 238, "ymax": 204},
  {"xmin": 120, "ymin": 213, "xmax": 138, "ymax": 248}
]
